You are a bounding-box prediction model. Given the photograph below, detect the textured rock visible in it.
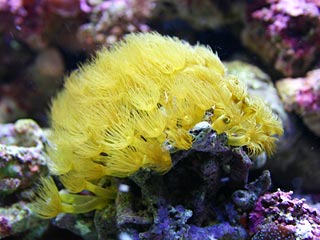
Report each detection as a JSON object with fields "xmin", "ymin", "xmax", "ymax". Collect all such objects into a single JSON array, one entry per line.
[
  {"xmin": 243, "ymin": 0, "xmax": 320, "ymax": 77},
  {"xmin": 0, "ymin": 119, "xmax": 48, "ymax": 194}
]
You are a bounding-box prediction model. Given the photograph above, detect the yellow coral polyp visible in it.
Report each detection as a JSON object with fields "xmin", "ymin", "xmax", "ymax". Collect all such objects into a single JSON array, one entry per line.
[
  {"xmin": 35, "ymin": 32, "xmax": 283, "ymax": 218},
  {"xmin": 31, "ymin": 177, "xmax": 114, "ymax": 219},
  {"xmin": 132, "ymin": 109, "xmax": 167, "ymax": 138}
]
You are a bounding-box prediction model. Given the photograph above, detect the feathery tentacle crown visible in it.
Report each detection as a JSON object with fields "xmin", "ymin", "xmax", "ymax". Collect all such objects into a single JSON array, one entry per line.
[{"xmin": 33, "ymin": 32, "xmax": 283, "ymax": 218}]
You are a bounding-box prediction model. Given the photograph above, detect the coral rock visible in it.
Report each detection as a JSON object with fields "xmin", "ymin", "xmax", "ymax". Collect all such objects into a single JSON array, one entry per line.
[
  {"xmin": 0, "ymin": 119, "xmax": 48, "ymax": 194},
  {"xmin": 77, "ymin": 0, "xmax": 155, "ymax": 51},
  {"xmin": 249, "ymin": 189, "xmax": 320, "ymax": 239},
  {"xmin": 243, "ymin": 0, "xmax": 320, "ymax": 77},
  {"xmin": 0, "ymin": 202, "xmax": 49, "ymax": 239},
  {"xmin": 276, "ymin": 68, "xmax": 320, "ymax": 136}
]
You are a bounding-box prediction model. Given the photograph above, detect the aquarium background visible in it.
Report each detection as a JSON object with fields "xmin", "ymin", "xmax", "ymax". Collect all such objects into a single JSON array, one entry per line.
[{"xmin": 0, "ymin": 1, "xmax": 320, "ymax": 239}]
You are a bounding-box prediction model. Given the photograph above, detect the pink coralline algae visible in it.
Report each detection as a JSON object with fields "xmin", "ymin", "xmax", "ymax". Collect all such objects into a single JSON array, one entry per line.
[
  {"xmin": 0, "ymin": 119, "xmax": 48, "ymax": 194},
  {"xmin": 249, "ymin": 189, "xmax": 320, "ymax": 240},
  {"xmin": 295, "ymin": 72, "xmax": 320, "ymax": 113},
  {"xmin": 0, "ymin": 119, "xmax": 50, "ymax": 238},
  {"xmin": 0, "ymin": 216, "xmax": 11, "ymax": 236},
  {"xmin": 0, "ymin": 202, "xmax": 49, "ymax": 239},
  {"xmin": 276, "ymin": 69, "xmax": 320, "ymax": 136},
  {"xmin": 243, "ymin": 0, "xmax": 320, "ymax": 77},
  {"xmin": 0, "ymin": 0, "xmax": 82, "ymax": 49},
  {"xmin": 77, "ymin": 0, "xmax": 155, "ymax": 50},
  {"xmin": 0, "ymin": 0, "xmax": 154, "ymax": 51}
]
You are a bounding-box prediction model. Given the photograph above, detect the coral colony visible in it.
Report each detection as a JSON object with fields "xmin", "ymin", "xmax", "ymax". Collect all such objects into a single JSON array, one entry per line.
[{"xmin": 31, "ymin": 32, "xmax": 283, "ymax": 219}]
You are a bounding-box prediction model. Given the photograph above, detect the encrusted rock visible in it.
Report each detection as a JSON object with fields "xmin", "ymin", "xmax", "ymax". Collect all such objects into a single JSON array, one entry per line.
[
  {"xmin": 0, "ymin": 119, "xmax": 48, "ymax": 194},
  {"xmin": 276, "ymin": 69, "xmax": 320, "ymax": 136},
  {"xmin": 242, "ymin": 0, "xmax": 320, "ymax": 77}
]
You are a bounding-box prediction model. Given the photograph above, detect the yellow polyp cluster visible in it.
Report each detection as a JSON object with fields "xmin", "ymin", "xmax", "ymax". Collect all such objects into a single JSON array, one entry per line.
[
  {"xmin": 211, "ymin": 85, "xmax": 283, "ymax": 156},
  {"xmin": 34, "ymin": 32, "xmax": 283, "ymax": 218},
  {"xmin": 31, "ymin": 177, "xmax": 116, "ymax": 219}
]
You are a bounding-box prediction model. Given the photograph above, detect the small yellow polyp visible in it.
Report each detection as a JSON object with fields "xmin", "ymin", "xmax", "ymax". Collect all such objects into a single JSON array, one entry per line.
[{"xmin": 33, "ymin": 32, "xmax": 283, "ymax": 219}]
